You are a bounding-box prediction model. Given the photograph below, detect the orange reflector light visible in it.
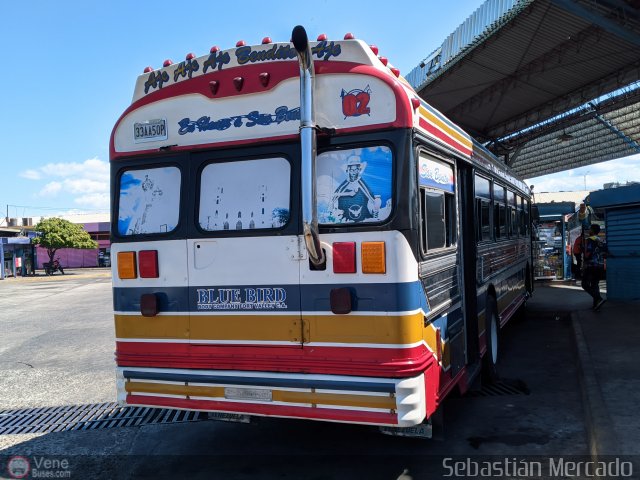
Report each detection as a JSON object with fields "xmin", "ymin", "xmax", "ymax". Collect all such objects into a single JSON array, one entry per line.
[
  {"xmin": 138, "ymin": 250, "xmax": 159, "ymax": 278},
  {"xmin": 361, "ymin": 242, "xmax": 386, "ymax": 274},
  {"xmin": 117, "ymin": 251, "xmax": 137, "ymax": 279}
]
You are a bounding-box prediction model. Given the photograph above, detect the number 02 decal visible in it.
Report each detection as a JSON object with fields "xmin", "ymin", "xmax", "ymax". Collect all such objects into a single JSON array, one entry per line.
[{"xmin": 341, "ymin": 86, "xmax": 372, "ymax": 118}]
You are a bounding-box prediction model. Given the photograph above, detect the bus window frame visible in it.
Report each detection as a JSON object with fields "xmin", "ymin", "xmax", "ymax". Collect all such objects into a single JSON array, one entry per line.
[
  {"xmin": 194, "ymin": 154, "xmax": 295, "ymax": 235},
  {"xmin": 316, "ymin": 141, "xmax": 396, "ymax": 229},
  {"xmin": 112, "ymin": 158, "xmax": 187, "ymax": 242},
  {"xmin": 474, "ymin": 172, "xmax": 493, "ymax": 244},
  {"xmin": 493, "ymin": 182, "xmax": 507, "ymax": 241},
  {"xmin": 416, "ymin": 149, "xmax": 457, "ymax": 258}
]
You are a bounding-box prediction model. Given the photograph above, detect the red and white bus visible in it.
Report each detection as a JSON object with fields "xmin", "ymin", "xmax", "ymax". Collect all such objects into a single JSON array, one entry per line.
[{"xmin": 110, "ymin": 26, "xmax": 533, "ymax": 437}]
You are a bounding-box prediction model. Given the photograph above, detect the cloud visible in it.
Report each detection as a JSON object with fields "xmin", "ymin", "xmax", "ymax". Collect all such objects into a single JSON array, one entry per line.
[
  {"xmin": 526, "ymin": 154, "xmax": 640, "ymax": 192},
  {"xmin": 74, "ymin": 193, "xmax": 110, "ymax": 209},
  {"xmin": 20, "ymin": 169, "xmax": 42, "ymax": 180},
  {"xmin": 24, "ymin": 158, "xmax": 109, "ymax": 209},
  {"xmin": 40, "ymin": 181, "xmax": 63, "ymax": 196}
]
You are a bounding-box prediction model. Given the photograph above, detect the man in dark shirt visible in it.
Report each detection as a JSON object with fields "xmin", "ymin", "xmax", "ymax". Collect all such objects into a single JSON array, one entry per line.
[{"xmin": 581, "ymin": 224, "xmax": 607, "ymax": 310}]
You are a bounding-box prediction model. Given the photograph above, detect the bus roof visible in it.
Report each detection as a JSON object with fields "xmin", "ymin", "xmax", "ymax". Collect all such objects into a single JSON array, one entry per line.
[{"xmin": 111, "ymin": 35, "xmax": 528, "ymax": 194}]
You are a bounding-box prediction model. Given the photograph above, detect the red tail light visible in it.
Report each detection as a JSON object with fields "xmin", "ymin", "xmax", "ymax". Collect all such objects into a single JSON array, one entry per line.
[
  {"xmin": 138, "ymin": 250, "xmax": 159, "ymax": 278},
  {"xmin": 332, "ymin": 242, "xmax": 356, "ymax": 273}
]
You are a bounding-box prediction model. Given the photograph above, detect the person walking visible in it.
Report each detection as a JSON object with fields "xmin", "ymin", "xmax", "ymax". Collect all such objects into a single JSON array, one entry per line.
[
  {"xmin": 572, "ymin": 232, "xmax": 584, "ymax": 280},
  {"xmin": 581, "ymin": 224, "xmax": 607, "ymax": 310}
]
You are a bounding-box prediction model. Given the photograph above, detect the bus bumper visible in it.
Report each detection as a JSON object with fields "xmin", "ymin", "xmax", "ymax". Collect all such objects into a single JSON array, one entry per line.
[{"xmin": 116, "ymin": 367, "xmax": 426, "ymax": 427}]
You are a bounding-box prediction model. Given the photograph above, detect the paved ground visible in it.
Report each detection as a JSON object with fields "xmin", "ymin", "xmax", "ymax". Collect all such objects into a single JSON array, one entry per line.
[{"xmin": 3, "ymin": 272, "xmax": 633, "ymax": 478}]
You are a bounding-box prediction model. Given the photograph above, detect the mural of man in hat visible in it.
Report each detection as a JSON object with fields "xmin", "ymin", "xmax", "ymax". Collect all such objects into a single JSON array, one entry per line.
[{"xmin": 331, "ymin": 154, "xmax": 380, "ymax": 222}]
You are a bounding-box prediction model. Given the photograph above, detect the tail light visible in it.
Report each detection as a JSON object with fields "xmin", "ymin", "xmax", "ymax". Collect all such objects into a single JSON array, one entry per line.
[
  {"xmin": 361, "ymin": 241, "xmax": 386, "ymax": 274},
  {"xmin": 138, "ymin": 250, "xmax": 159, "ymax": 278},
  {"xmin": 117, "ymin": 252, "xmax": 137, "ymax": 279},
  {"xmin": 435, "ymin": 328, "xmax": 442, "ymax": 363},
  {"xmin": 332, "ymin": 242, "xmax": 356, "ymax": 273}
]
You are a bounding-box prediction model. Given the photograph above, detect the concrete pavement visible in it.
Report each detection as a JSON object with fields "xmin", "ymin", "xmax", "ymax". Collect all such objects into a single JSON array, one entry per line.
[{"xmin": 529, "ymin": 282, "xmax": 640, "ymax": 463}]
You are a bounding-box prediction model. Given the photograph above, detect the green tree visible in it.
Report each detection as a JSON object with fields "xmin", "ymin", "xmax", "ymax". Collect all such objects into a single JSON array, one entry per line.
[{"xmin": 33, "ymin": 217, "xmax": 98, "ymax": 266}]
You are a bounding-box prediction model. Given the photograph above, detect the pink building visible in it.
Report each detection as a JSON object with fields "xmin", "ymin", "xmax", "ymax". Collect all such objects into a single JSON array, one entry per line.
[{"xmin": 35, "ymin": 222, "xmax": 110, "ymax": 269}]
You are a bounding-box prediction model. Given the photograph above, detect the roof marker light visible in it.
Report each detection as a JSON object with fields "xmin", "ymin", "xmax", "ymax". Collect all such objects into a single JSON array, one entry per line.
[
  {"xmin": 233, "ymin": 77, "xmax": 244, "ymax": 91},
  {"xmin": 344, "ymin": 32, "xmax": 355, "ymax": 40},
  {"xmin": 186, "ymin": 53, "xmax": 195, "ymax": 60},
  {"xmin": 210, "ymin": 46, "xmax": 220, "ymax": 53},
  {"xmin": 379, "ymin": 56, "xmax": 388, "ymax": 66},
  {"xmin": 369, "ymin": 45, "xmax": 379, "ymax": 56},
  {"xmin": 236, "ymin": 40, "xmax": 246, "ymax": 47},
  {"xmin": 411, "ymin": 98, "xmax": 421, "ymax": 110},
  {"xmin": 163, "ymin": 59, "xmax": 173, "ymax": 67},
  {"xmin": 209, "ymin": 80, "xmax": 219, "ymax": 95},
  {"xmin": 143, "ymin": 66, "xmax": 154, "ymax": 73},
  {"xmin": 259, "ymin": 72, "xmax": 270, "ymax": 87},
  {"xmin": 317, "ymin": 33, "xmax": 328, "ymax": 41},
  {"xmin": 262, "ymin": 37, "xmax": 272, "ymax": 44},
  {"xmin": 390, "ymin": 67, "xmax": 400, "ymax": 77}
]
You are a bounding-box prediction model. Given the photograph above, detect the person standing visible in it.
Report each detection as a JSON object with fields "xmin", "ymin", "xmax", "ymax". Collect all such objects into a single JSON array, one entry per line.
[
  {"xmin": 581, "ymin": 224, "xmax": 607, "ymax": 310},
  {"xmin": 572, "ymin": 232, "xmax": 584, "ymax": 280}
]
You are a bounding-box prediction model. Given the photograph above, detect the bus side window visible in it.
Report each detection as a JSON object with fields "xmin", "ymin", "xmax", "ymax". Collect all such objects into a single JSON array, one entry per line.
[
  {"xmin": 474, "ymin": 174, "xmax": 492, "ymax": 243},
  {"xmin": 493, "ymin": 183, "xmax": 506, "ymax": 240},
  {"xmin": 420, "ymin": 188, "xmax": 456, "ymax": 253}
]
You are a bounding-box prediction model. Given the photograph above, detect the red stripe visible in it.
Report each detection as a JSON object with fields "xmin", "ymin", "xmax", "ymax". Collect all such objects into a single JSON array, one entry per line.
[
  {"xmin": 126, "ymin": 394, "xmax": 398, "ymax": 426},
  {"xmin": 116, "ymin": 342, "xmax": 435, "ymax": 377},
  {"xmin": 419, "ymin": 117, "xmax": 472, "ymax": 157},
  {"xmin": 110, "ymin": 62, "xmax": 413, "ymax": 160}
]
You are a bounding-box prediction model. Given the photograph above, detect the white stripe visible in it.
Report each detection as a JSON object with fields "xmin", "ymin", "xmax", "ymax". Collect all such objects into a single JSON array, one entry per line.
[
  {"xmin": 304, "ymin": 340, "xmax": 428, "ymax": 349},
  {"xmin": 314, "ymin": 389, "xmax": 391, "ymax": 397},
  {"xmin": 315, "ymin": 404, "xmax": 391, "ymax": 413},
  {"xmin": 116, "ymin": 338, "xmax": 190, "ymax": 343},
  {"xmin": 119, "ymin": 366, "xmax": 398, "ymax": 384},
  {"xmin": 131, "ymin": 392, "xmax": 186, "ymax": 399},
  {"xmin": 115, "ymin": 309, "xmax": 426, "ymax": 317},
  {"xmin": 189, "ymin": 339, "xmax": 298, "ymax": 346}
]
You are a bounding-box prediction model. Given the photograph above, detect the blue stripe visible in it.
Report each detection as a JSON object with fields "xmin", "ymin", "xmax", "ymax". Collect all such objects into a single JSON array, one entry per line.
[
  {"xmin": 123, "ymin": 370, "xmax": 396, "ymax": 393},
  {"xmin": 113, "ymin": 281, "xmax": 430, "ymax": 314}
]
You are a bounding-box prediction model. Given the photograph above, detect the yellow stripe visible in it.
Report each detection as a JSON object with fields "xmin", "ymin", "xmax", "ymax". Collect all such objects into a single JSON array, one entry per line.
[
  {"xmin": 419, "ymin": 106, "xmax": 472, "ymax": 149},
  {"xmin": 305, "ymin": 313, "xmax": 424, "ymax": 345},
  {"xmin": 116, "ymin": 313, "xmax": 428, "ymax": 346},
  {"xmin": 115, "ymin": 315, "xmax": 189, "ymax": 339},
  {"xmin": 191, "ymin": 315, "xmax": 301, "ymax": 342},
  {"xmin": 125, "ymin": 381, "xmax": 396, "ymax": 410}
]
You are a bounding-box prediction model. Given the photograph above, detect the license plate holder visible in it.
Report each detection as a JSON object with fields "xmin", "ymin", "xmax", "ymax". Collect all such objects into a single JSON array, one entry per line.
[{"xmin": 224, "ymin": 387, "xmax": 273, "ymax": 402}]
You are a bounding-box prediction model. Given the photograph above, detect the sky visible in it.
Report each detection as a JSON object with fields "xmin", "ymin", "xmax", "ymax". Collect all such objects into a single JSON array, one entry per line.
[{"xmin": 1, "ymin": 1, "xmax": 638, "ymax": 221}]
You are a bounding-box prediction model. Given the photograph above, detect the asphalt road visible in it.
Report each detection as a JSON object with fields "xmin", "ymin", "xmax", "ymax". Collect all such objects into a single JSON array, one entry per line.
[{"xmin": 0, "ymin": 274, "xmax": 589, "ymax": 478}]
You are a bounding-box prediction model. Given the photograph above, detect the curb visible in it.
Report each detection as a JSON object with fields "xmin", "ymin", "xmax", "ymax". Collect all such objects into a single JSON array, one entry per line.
[{"xmin": 571, "ymin": 312, "xmax": 619, "ymax": 459}]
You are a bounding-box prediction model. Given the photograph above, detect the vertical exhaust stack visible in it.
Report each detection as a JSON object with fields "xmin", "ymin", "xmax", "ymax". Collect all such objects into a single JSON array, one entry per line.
[{"xmin": 292, "ymin": 25, "xmax": 325, "ymax": 266}]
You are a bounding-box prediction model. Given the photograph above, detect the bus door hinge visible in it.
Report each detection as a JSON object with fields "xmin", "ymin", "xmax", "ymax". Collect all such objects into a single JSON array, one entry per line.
[{"xmin": 289, "ymin": 236, "xmax": 308, "ymax": 261}]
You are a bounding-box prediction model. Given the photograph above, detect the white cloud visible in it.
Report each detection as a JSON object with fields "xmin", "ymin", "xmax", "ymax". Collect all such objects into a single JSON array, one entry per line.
[
  {"xmin": 23, "ymin": 158, "xmax": 109, "ymax": 209},
  {"xmin": 526, "ymin": 154, "xmax": 640, "ymax": 192},
  {"xmin": 74, "ymin": 193, "xmax": 110, "ymax": 210},
  {"xmin": 39, "ymin": 181, "xmax": 63, "ymax": 197},
  {"xmin": 20, "ymin": 169, "xmax": 42, "ymax": 180}
]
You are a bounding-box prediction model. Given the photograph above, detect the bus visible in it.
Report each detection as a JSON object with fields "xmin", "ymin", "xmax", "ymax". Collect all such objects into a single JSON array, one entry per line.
[{"xmin": 110, "ymin": 26, "xmax": 533, "ymax": 437}]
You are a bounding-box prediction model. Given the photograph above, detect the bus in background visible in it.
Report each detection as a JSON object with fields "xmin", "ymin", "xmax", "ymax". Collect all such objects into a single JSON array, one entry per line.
[{"xmin": 110, "ymin": 26, "xmax": 533, "ymax": 437}]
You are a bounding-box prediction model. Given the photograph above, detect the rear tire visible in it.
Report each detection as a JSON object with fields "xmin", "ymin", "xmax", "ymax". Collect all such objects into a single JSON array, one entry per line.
[{"xmin": 482, "ymin": 297, "xmax": 499, "ymax": 384}]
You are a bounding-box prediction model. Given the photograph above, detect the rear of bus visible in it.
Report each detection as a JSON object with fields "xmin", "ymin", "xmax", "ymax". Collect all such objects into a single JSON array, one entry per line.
[{"xmin": 110, "ymin": 29, "xmax": 441, "ymax": 428}]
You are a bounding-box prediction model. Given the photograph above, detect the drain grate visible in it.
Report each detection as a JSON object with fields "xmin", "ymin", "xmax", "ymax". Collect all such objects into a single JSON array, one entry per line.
[
  {"xmin": 467, "ymin": 379, "xmax": 530, "ymax": 397},
  {"xmin": 0, "ymin": 402, "xmax": 206, "ymax": 434}
]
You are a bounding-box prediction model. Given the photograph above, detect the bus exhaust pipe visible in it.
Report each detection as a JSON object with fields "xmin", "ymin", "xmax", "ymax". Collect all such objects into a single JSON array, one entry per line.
[{"xmin": 292, "ymin": 25, "xmax": 325, "ymax": 266}]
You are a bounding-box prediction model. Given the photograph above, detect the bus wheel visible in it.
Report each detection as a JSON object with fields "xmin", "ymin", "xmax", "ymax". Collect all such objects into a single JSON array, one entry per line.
[{"xmin": 482, "ymin": 298, "xmax": 499, "ymax": 384}]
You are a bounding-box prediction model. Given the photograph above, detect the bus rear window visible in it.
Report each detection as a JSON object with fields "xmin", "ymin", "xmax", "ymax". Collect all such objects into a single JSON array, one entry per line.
[
  {"xmin": 118, "ymin": 166, "xmax": 181, "ymax": 236},
  {"xmin": 199, "ymin": 157, "xmax": 290, "ymax": 231},
  {"xmin": 317, "ymin": 146, "xmax": 392, "ymax": 224}
]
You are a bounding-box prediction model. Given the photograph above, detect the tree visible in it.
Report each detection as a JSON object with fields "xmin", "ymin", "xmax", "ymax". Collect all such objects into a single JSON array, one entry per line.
[{"xmin": 33, "ymin": 217, "xmax": 98, "ymax": 266}]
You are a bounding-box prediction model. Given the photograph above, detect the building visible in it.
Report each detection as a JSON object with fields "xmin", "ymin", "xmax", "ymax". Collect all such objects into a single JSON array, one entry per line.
[{"xmin": 588, "ymin": 184, "xmax": 640, "ymax": 301}]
